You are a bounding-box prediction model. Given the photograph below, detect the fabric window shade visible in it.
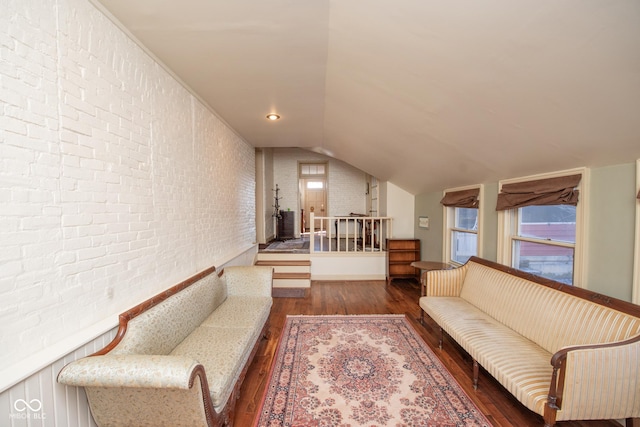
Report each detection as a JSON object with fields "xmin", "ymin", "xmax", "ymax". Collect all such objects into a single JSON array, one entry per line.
[
  {"xmin": 440, "ymin": 188, "xmax": 480, "ymax": 208},
  {"xmin": 496, "ymin": 174, "xmax": 581, "ymax": 211}
]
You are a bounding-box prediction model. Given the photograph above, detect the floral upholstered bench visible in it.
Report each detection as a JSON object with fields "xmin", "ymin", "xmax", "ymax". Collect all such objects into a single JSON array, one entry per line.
[
  {"xmin": 420, "ymin": 256, "xmax": 640, "ymax": 427},
  {"xmin": 58, "ymin": 265, "xmax": 273, "ymax": 427}
]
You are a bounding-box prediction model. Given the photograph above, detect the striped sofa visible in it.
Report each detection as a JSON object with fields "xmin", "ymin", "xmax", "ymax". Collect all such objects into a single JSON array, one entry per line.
[
  {"xmin": 419, "ymin": 256, "xmax": 640, "ymax": 427},
  {"xmin": 58, "ymin": 265, "xmax": 273, "ymax": 427}
]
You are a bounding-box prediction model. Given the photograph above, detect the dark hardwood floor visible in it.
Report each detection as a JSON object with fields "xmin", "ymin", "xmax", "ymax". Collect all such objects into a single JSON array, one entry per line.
[{"xmin": 233, "ymin": 279, "xmax": 624, "ymax": 427}]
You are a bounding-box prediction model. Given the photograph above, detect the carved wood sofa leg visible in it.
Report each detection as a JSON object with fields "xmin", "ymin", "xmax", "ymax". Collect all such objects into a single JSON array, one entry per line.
[
  {"xmin": 438, "ymin": 327, "xmax": 443, "ymax": 350},
  {"xmin": 543, "ymin": 403, "xmax": 557, "ymax": 427},
  {"xmin": 262, "ymin": 321, "xmax": 271, "ymax": 340},
  {"xmin": 472, "ymin": 359, "xmax": 479, "ymax": 390}
]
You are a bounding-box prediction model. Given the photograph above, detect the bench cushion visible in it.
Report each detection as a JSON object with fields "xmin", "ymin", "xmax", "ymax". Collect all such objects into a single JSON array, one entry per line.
[
  {"xmin": 170, "ymin": 325, "xmax": 255, "ymax": 411},
  {"xmin": 201, "ymin": 296, "xmax": 271, "ymax": 331},
  {"xmin": 112, "ymin": 274, "xmax": 228, "ymax": 356}
]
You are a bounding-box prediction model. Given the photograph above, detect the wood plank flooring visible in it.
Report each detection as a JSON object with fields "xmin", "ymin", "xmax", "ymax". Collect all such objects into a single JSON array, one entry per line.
[{"xmin": 233, "ymin": 279, "xmax": 624, "ymax": 427}]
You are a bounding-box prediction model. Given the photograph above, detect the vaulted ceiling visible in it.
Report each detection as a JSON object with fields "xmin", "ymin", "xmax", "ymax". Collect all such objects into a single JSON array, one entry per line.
[{"xmin": 92, "ymin": 0, "xmax": 640, "ymax": 195}]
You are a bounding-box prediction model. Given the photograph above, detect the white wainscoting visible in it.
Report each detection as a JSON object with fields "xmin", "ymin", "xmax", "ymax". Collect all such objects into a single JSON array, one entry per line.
[
  {"xmin": 0, "ymin": 327, "xmax": 118, "ymax": 427},
  {"xmin": 0, "ymin": 247, "xmax": 259, "ymax": 427},
  {"xmin": 310, "ymin": 253, "xmax": 387, "ymax": 280}
]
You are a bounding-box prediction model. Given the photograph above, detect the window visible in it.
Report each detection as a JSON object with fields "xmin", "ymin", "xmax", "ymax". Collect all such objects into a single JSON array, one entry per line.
[
  {"xmin": 300, "ymin": 163, "xmax": 326, "ymax": 176},
  {"xmin": 634, "ymin": 159, "xmax": 640, "ymax": 304},
  {"xmin": 451, "ymin": 207, "xmax": 479, "ymax": 264},
  {"xmin": 442, "ymin": 186, "xmax": 482, "ymax": 265},
  {"xmin": 497, "ymin": 168, "xmax": 588, "ymax": 286},
  {"xmin": 512, "ymin": 205, "xmax": 576, "ymax": 284},
  {"xmin": 307, "ymin": 181, "xmax": 324, "ymax": 189}
]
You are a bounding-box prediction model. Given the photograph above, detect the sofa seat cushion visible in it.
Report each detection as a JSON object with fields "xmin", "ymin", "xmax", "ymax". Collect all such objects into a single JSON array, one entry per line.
[
  {"xmin": 201, "ymin": 296, "xmax": 271, "ymax": 330},
  {"xmin": 170, "ymin": 326, "xmax": 255, "ymax": 411},
  {"xmin": 421, "ymin": 296, "xmax": 553, "ymax": 416}
]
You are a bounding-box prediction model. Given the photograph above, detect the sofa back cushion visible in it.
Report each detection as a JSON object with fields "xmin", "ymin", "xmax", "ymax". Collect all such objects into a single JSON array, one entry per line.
[
  {"xmin": 111, "ymin": 272, "xmax": 228, "ymax": 355},
  {"xmin": 459, "ymin": 261, "xmax": 640, "ymax": 354}
]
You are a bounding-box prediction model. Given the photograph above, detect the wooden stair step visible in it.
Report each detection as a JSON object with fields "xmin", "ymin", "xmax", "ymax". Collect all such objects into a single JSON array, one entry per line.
[
  {"xmin": 273, "ymin": 272, "xmax": 311, "ymax": 280},
  {"xmin": 256, "ymin": 260, "xmax": 311, "ymax": 267}
]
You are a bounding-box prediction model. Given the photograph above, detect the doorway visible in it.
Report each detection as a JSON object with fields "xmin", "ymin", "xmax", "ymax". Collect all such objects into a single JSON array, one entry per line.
[
  {"xmin": 299, "ymin": 162, "xmax": 328, "ymax": 232},
  {"xmin": 303, "ymin": 179, "xmax": 326, "ymax": 230}
]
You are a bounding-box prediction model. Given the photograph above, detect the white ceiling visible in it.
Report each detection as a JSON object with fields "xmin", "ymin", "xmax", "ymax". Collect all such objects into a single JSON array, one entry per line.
[{"xmin": 93, "ymin": 0, "xmax": 640, "ymax": 195}]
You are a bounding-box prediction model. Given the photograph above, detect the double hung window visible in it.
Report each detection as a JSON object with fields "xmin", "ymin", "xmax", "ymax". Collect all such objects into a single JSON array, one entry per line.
[
  {"xmin": 497, "ymin": 169, "xmax": 587, "ymax": 286},
  {"xmin": 512, "ymin": 205, "xmax": 576, "ymax": 284},
  {"xmin": 442, "ymin": 186, "xmax": 482, "ymax": 265}
]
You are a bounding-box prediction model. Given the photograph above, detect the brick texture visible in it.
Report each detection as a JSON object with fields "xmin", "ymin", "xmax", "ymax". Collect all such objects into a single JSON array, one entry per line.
[
  {"xmin": 273, "ymin": 148, "xmax": 367, "ymax": 233},
  {"xmin": 0, "ymin": 0, "xmax": 256, "ymax": 370}
]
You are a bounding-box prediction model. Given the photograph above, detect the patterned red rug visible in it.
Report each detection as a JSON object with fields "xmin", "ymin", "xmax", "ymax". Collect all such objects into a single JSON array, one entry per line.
[{"xmin": 254, "ymin": 314, "xmax": 492, "ymax": 426}]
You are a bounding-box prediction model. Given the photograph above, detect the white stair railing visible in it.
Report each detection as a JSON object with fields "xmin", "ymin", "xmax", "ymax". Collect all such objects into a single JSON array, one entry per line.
[{"xmin": 309, "ymin": 213, "xmax": 393, "ymax": 253}]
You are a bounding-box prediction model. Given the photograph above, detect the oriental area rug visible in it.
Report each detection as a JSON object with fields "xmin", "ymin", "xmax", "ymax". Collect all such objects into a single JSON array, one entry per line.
[{"xmin": 254, "ymin": 315, "xmax": 492, "ymax": 427}]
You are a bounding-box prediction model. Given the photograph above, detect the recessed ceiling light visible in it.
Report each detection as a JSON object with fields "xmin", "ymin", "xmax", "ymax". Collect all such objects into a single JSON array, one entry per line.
[{"xmin": 266, "ymin": 114, "xmax": 280, "ymax": 121}]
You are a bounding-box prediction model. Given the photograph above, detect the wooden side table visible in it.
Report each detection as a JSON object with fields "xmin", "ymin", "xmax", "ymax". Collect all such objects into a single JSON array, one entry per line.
[{"xmin": 411, "ymin": 261, "xmax": 454, "ymax": 323}]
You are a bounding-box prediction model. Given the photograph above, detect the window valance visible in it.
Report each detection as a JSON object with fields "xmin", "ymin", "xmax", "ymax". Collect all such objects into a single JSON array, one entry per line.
[
  {"xmin": 440, "ymin": 188, "xmax": 480, "ymax": 208},
  {"xmin": 496, "ymin": 174, "xmax": 581, "ymax": 211}
]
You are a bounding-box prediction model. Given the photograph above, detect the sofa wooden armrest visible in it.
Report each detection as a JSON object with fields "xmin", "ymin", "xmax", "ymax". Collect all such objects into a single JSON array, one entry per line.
[{"xmin": 546, "ymin": 337, "xmax": 640, "ymax": 426}]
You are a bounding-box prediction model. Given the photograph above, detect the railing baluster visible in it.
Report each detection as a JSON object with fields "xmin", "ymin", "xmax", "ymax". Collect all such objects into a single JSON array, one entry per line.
[
  {"xmin": 308, "ymin": 216, "xmax": 392, "ymax": 254},
  {"xmin": 352, "ymin": 218, "xmax": 357, "ymax": 252}
]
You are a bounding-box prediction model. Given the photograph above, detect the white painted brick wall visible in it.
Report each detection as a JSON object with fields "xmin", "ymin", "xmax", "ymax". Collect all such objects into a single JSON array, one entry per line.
[
  {"xmin": 330, "ymin": 161, "xmax": 368, "ymax": 216},
  {"xmin": 263, "ymin": 148, "xmax": 276, "ymax": 239},
  {"xmin": 273, "ymin": 148, "xmax": 367, "ymax": 231},
  {"xmin": 1, "ymin": 0, "xmax": 63, "ymax": 369},
  {"xmin": 0, "ymin": 0, "xmax": 256, "ymax": 388}
]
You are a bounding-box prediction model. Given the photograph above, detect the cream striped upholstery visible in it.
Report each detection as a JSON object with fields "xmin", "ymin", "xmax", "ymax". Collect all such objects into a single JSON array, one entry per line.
[
  {"xmin": 420, "ymin": 296, "xmax": 554, "ymax": 416},
  {"xmin": 424, "ymin": 263, "xmax": 468, "ymax": 297},
  {"xmin": 459, "ymin": 262, "xmax": 640, "ymax": 354},
  {"xmin": 420, "ymin": 259, "xmax": 640, "ymax": 422},
  {"xmin": 557, "ymin": 342, "xmax": 640, "ymax": 421}
]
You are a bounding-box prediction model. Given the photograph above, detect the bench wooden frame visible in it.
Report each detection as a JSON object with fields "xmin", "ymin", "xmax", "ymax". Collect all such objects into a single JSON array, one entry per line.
[{"xmin": 81, "ymin": 266, "xmax": 268, "ymax": 427}]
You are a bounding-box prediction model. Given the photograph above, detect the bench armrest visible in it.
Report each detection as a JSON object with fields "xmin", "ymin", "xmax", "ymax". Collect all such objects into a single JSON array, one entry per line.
[
  {"xmin": 424, "ymin": 264, "xmax": 468, "ymax": 297},
  {"xmin": 57, "ymin": 355, "xmax": 202, "ymax": 389},
  {"xmin": 548, "ymin": 337, "xmax": 640, "ymax": 420},
  {"xmin": 58, "ymin": 355, "xmax": 220, "ymax": 426},
  {"xmin": 224, "ymin": 265, "xmax": 273, "ymax": 297}
]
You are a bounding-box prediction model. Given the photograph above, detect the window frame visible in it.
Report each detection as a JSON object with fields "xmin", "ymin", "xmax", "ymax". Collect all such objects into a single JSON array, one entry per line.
[
  {"xmin": 633, "ymin": 159, "xmax": 640, "ymax": 304},
  {"xmin": 299, "ymin": 162, "xmax": 327, "ymax": 178},
  {"xmin": 442, "ymin": 184, "xmax": 484, "ymax": 266},
  {"xmin": 497, "ymin": 167, "xmax": 589, "ymax": 287}
]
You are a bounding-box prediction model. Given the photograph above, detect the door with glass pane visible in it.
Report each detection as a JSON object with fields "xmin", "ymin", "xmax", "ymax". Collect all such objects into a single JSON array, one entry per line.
[
  {"xmin": 304, "ymin": 179, "xmax": 326, "ymax": 230},
  {"xmin": 299, "ymin": 163, "xmax": 327, "ymax": 232}
]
